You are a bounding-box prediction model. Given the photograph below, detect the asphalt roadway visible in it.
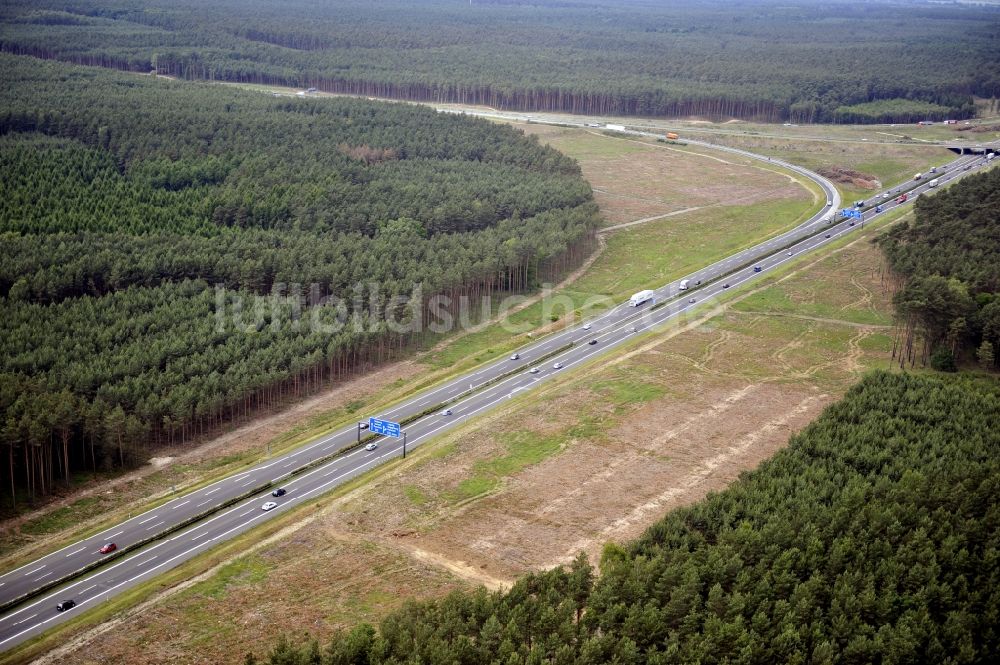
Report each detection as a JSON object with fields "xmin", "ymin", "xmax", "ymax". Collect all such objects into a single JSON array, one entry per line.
[{"xmin": 0, "ymin": 125, "xmax": 993, "ymax": 650}]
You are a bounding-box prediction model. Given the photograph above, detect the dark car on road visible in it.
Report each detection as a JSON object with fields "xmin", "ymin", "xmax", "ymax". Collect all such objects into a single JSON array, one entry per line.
[
  {"xmin": 272, "ymin": 488, "xmax": 286, "ymax": 497},
  {"xmin": 56, "ymin": 599, "xmax": 76, "ymax": 612}
]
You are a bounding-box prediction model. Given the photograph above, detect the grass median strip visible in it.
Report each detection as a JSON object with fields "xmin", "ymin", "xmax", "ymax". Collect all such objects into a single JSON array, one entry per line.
[
  {"xmin": 0, "ymin": 339, "xmax": 579, "ymax": 613},
  {"xmin": 0, "ymin": 477, "xmax": 276, "ymax": 616}
]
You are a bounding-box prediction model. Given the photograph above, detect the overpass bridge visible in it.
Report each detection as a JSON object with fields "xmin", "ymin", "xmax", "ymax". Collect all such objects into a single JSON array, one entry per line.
[{"xmin": 943, "ymin": 142, "xmax": 997, "ymax": 156}]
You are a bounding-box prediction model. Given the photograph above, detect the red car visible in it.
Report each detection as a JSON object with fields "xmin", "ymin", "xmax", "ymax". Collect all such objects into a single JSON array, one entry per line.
[{"xmin": 99, "ymin": 542, "xmax": 117, "ymax": 554}]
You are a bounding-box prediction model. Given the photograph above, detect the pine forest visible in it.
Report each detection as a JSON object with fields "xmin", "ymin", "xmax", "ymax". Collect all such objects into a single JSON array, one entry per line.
[
  {"xmin": 0, "ymin": 54, "xmax": 599, "ymax": 508},
  {"xmin": 1, "ymin": 0, "xmax": 997, "ymax": 124},
  {"xmin": 249, "ymin": 371, "xmax": 1000, "ymax": 665}
]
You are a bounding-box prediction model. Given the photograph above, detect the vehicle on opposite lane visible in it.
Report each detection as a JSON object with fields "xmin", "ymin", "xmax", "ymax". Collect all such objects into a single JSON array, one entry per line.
[{"xmin": 6, "ymin": 126, "xmax": 985, "ymax": 647}]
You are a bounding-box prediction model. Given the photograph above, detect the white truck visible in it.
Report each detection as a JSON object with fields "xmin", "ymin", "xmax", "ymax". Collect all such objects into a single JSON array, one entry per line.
[
  {"xmin": 629, "ymin": 290, "xmax": 655, "ymax": 307},
  {"xmin": 606, "ymin": 123, "xmax": 626, "ymax": 132},
  {"xmin": 678, "ymin": 279, "xmax": 690, "ymax": 291},
  {"xmin": 928, "ymin": 178, "xmax": 940, "ymax": 188}
]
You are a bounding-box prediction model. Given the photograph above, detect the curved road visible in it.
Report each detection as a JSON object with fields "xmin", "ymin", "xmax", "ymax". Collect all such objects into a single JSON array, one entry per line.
[{"xmin": 0, "ymin": 122, "xmax": 993, "ymax": 650}]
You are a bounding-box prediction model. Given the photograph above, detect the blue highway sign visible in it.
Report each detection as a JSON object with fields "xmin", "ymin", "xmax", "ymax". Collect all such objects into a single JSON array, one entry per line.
[{"xmin": 369, "ymin": 417, "xmax": 401, "ymax": 438}]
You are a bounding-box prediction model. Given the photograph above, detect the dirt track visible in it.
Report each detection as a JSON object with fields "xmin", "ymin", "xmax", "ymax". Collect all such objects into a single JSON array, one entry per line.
[{"xmin": 36, "ymin": 130, "xmax": 897, "ymax": 664}]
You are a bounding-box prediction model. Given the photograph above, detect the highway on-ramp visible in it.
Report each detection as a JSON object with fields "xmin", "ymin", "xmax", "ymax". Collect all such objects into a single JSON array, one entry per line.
[{"xmin": 0, "ymin": 123, "xmax": 993, "ymax": 650}]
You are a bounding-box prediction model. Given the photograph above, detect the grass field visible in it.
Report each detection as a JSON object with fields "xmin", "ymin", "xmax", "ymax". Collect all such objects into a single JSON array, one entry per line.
[
  {"xmin": 632, "ymin": 113, "xmax": 1000, "ymax": 144},
  {"xmin": 23, "ymin": 202, "xmax": 906, "ymax": 665},
  {"xmin": 0, "ymin": 120, "xmax": 825, "ymax": 578},
  {"xmin": 688, "ymin": 133, "xmax": 949, "ymax": 201},
  {"xmin": 420, "ymin": 126, "xmax": 818, "ymax": 368},
  {"xmin": 0, "ymin": 75, "xmax": 984, "ymax": 659},
  {"xmin": 0, "ymin": 119, "xmax": 817, "ymax": 619},
  {"xmin": 524, "ymin": 124, "xmax": 819, "ymax": 226}
]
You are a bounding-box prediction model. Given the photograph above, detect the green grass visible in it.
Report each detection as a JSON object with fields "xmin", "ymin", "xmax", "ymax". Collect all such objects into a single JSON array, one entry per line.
[
  {"xmin": 591, "ymin": 371, "xmax": 667, "ymax": 409},
  {"xmin": 486, "ymin": 431, "xmax": 565, "ymax": 477},
  {"xmin": 426, "ymin": 188, "xmax": 820, "ymax": 373},
  {"xmin": 567, "ymin": 416, "xmax": 604, "ymax": 440},
  {"xmin": 434, "ymin": 209, "xmax": 904, "ymax": 503},
  {"xmin": 0, "ymin": 429, "xmax": 470, "ymax": 665},
  {"xmin": 0, "ymin": 118, "xmax": 820, "ymax": 579},
  {"xmin": 444, "ymin": 430, "xmax": 565, "ymax": 503},
  {"xmin": 681, "ymin": 131, "xmax": 948, "ymax": 201},
  {"xmin": 426, "ymin": 442, "xmax": 457, "ymax": 460},
  {"xmin": 191, "ymin": 554, "xmax": 270, "ymax": 599},
  {"xmin": 582, "ymin": 198, "xmax": 818, "ymax": 299},
  {"xmin": 448, "ymin": 476, "xmax": 500, "ymax": 502},
  {"xmin": 854, "ymin": 155, "xmax": 937, "ymax": 191},
  {"xmin": 438, "ymin": 367, "xmax": 676, "ymax": 505},
  {"xmin": 734, "ymin": 286, "xmax": 891, "ymax": 327},
  {"xmin": 545, "ymin": 130, "xmax": 649, "ymax": 159},
  {"xmin": 403, "ymin": 485, "xmax": 429, "ymax": 506},
  {"xmin": 859, "ymin": 333, "xmax": 894, "ymax": 359},
  {"xmin": 781, "ymin": 149, "xmax": 939, "ymax": 201},
  {"xmin": 17, "ymin": 497, "xmax": 101, "ymax": 537},
  {"xmin": 0, "ymin": 179, "xmax": 907, "ymax": 662},
  {"xmin": 345, "ymin": 589, "xmax": 396, "ymax": 615}
]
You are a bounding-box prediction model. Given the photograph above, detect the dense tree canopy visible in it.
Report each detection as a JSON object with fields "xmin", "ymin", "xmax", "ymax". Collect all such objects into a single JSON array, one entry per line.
[
  {"xmin": 0, "ymin": 54, "xmax": 599, "ymax": 508},
  {"xmin": 1, "ymin": 0, "xmax": 996, "ymax": 123},
  {"xmin": 251, "ymin": 371, "xmax": 1000, "ymax": 664},
  {"xmin": 879, "ymin": 165, "xmax": 1000, "ymax": 369}
]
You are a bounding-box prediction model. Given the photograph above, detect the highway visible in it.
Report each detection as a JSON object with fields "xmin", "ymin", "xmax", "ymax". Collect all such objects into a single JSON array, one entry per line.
[{"xmin": 0, "ymin": 122, "xmax": 993, "ymax": 650}]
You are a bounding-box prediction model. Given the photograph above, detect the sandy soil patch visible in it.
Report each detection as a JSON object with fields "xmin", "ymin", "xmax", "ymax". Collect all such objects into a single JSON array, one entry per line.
[
  {"xmin": 42, "ymin": 523, "xmax": 463, "ymax": 665},
  {"xmin": 39, "ymin": 226, "xmax": 896, "ymax": 665},
  {"xmin": 1, "ymin": 359, "xmax": 424, "ymax": 565},
  {"xmin": 522, "ymin": 125, "xmax": 806, "ymax": 226}
]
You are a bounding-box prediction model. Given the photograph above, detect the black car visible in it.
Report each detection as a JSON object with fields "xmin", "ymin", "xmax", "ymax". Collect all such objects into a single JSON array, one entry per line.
[
  {"xmin": 272, "ymin": 488, "xmax": 286, "ymax": 497},
  {"xmin": 825, "ymin": 233, "xmax": 832, "ymax": 238},
  {"xmin": 723, "ymin": 283, "xmax": 730, "ymax": 289},
  {"xmin": 56, "ymin": 599, "xmax": 76, "ymax": 612},
  {"xmin": 588, "ymin": 339, "xmax": 598, "ymax": 345}
]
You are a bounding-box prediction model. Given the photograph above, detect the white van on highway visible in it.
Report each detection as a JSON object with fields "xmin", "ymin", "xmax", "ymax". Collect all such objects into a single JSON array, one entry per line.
[
  {"xmin": 928, "ymin": 178, "xmax": 940, "ymax": 188},
  {"xmin": 678, "ymin": 279, "xmax": 690, "ymax": 291}
]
